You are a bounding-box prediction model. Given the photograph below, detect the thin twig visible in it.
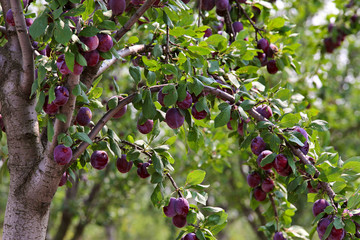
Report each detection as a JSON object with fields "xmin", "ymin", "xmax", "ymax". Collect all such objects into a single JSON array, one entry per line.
[
  {"xmin": 269, "ymin": 194, "xmax": 279, "ymax": 231},
  {"xmin": 165, "ymin": 25, "xmax": 170, "ymax": 64},
  {"xmin": 224, "ymin": 10, "xmax": 235, "ymax": 43},
  {"xmin": 236, "ymin": 1, "xmax": 265, "ymax": 40},
  {"xmin": 114, "ymin": 0, "xmax": 158, "ymax": 41}
]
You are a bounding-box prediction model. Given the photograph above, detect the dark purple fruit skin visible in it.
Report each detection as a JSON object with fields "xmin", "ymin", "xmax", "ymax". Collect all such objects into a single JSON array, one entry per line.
[
  {"xmin": 247, "ymin": 172, "xmax": 261, "ymax": 188},
  {"xmin": 317, "ymin": 217, "xmax": 345, "ymax": 240},
  {"xmin": 313, "ymin": 199, "xmax": 330, "ymax": 217},
  {"xmin": 137, "ymin": 119, "xmax": 154, "ymax": 134},
  {"xmin": 137, "ymin": 162, "xmax": 150, "ymax": 178},
  {"xmin": 204, "ymin": 28, "xmax": 212, "ymax": 37},
  {"xmin": 165, "ymin": 108, "xmax": 185, "ymax": 129},
  {"xmin": 91, "ymin": 150, "xmax": 109, "ymax": 170},
  {"xmin": 97, "ymin": 34, "xmax": 114, "ymax": 52},
  {"xmin": 181, "ymin": 0, "xmax": 190, "ymax": 3},
  {"xmin": 82, "ymin": 50, "xmax": 100, "ymax": 67},
  {"xmin": 54, "ymin": 145, "xmax": 73, "ymax": 165},
  {"xmin": 293, "ymin": 126, "xmax": 308, "ymax": 140},
  {"xmin": 108, "ymin": 0, "xmax": 126, "ymax": 16},
  {"xmin": 175, "ymin": 198, "xmax": 189, "ymax": 216},
  {"xmin": 54, "ymin": 86, "xmax": 69, "ymax": 106},
  {"xmin": 76, "ymin": 107, "xmax": 92, "ymax": 126},
  {"xmin": 278, "ymin": 164, "xmax": 292, "ymax": 177},
  {"xmin": 251, "ymin": 136, "xmax": 266, "ymax": 156},
  {"xmin": 215, "ymin": 0, "xmax": 229, "ymax": 11},
  {"xmin": 261, "ymin": 178, "xmax": 275, "ymax": 193},
  {"xmin": 163, "ymin": 197, "xmax": 177, "ymax": 217},
  {"xmin": 274, "ymin": 154, "xmax": 288, "ymax": 173},
  {"xmin": 255, "ymin": 104, "xmax": 273, "ymax": 119},
  {"xmin": 184, "ymin": 233, "xmax": 198, "ymax": 240},
  {"xmin": 106, "ymin": 96, "xmax": 127, "ymax": 118},
  {"xmin": 257, "ymin": 38, "xmax": 269, "ymax": 52},
  {"xmin": 116, "ymin": 154, "xmax": 133, "ymax": 173},
  {"xmin": 57, "ymin": 55, "xmax": 71, "ymax": 75},
  {"xmin": 191, "ymin": 105, "xmax": 207, "ymax": 120},
  {"xmin": 233, "ymin": 22, "xmax": 244, "ymax": 33},
  {"xmin": 6, "ymin": 9, "xmax": 15, "ymax": 26},
  {"xmin": 0, "ymin": 114, "xmax": 5, "ymax": 132},
  {"xmin": 43, "ymin": 96, "xmax": 59, "ymax": 115},
  {"xmin": 267, "ymin": 60, "xmax": 279, "ymax": 74},
  {"xmin": 257, "ymin": 150, "xmax": 274, "ymax": 170},
  {"xmin": 300, "ymin": 141, "xmax": 309, "ymax": 155},
  {"xmin": 273, "ymin": 232, "xmax": 286, "ymax": 240},
  {"xmin": 157, "ymin": 90, "xmax": 167, "ymax": 107},
  {"xmin": 201, "ymin": 0, "xmax": 215, "ymax": 11},
  {"xmin": 79, "ymin": 35, "xmax": 99, "ymax": 52},
  {"xmin": 58, "ymin": 172, "xmax": 68, "ymax": 187},
  {"xmin": 253, "ymin": 186, "xmax": 267, "ymax": 201},
  {"xmin": 172, "ymin": 215, "xmax": 187, "ymax": 228},
  {"xmin": 177, "ymin": 92, "xmax": 193, "ymax": 109}
]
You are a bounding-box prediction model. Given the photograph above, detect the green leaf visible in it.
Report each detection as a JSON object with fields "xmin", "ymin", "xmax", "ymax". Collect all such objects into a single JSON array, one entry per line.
[
  {"xmin": 333, "ymin": 217, "xmax": 345, "ymax": 230},
  {"xmin": 344, "ymin": 219, "xmax": 356, "ymax": 234},
  {"xmin": 260, "ymin": 153, "xmax": 276, "ymax": 167},
  {"xmin": 150, "ymin": 184, "xmax": 163, "ymax": 208},
  {"xmin": 54, "ymin": 19, "xmax": 73, "ymax": 45},
  {"xmin": 214, "ymin": 103, "xmax": 231, "ymax": 128},
  {"xmin": 187, "ymin": 46, "xmax": 211, "ymax": 55},
  {"xmin": 309, "ymin": 120, "xmax": 329, "ymax": 132},
  {"xmin": 82, "ymin": 0, "xmax": 95, "ymax": 20},
  {"xmin": 36, "ymin": 92, "xmax": 46, "ymax": 113},
  {"xmin": 279, "ymin": 113, "xmax": 301, "ymax": 128},
  {"xmin": 47, "ymin": 120, "xmax": 54, "ymax": 143},
  {"xmin": 74, "ymin": 132, "xmax": 93, "ymax": 145},
  {"xmin": 56, "ymin": 114, "xmax": 67, "ymax": 123},
  {"xmin": 146, "ymin": 71, "xmax": 156, "ymax": 85},
  {"xmin": 65, "ymin": 51, "xmax": 75, "ymax": 72},
  {"xmin": 186, "ymin": 170, "xmax": 206, "ymax": 186},
  {"xmin": 29, "ymin": 13, "xmax": 48, "ymax": 39},
  {"xmin": 142, "ymin": 89, "xmax": 157, "ymax": 119},
  {"xmin": 162, "ymin": 85, "xmax": 178, "ymax": 107},
  {"xmin": 109, "ymin": 138, "xmax": 121, "ymax": 157},
  {"xmin": 152, "ymin": 154, "xmax": 164, "ymax": 174},
  {"xmin": 288, "ymin": 133, "xmax": 304, "ymax": 147},
  {"xmin": 129, "ymin": 66, "xmax": 141, "ymax": 84},
  {"xmin": 196, "ymin": 230, "xmax": 206, "ymax": 240},
  {"xmin": 79, "ymin": 26, "xmax": 99, "ymax": 37},
  {"xmin": 268, "ymin": 17, "xmax": 285, "ymax": 30}
]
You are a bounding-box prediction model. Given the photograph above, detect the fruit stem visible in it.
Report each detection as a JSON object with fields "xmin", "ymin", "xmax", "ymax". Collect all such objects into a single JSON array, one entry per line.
[{"xmin": 269, "ymin": 194, "xmax": 279, "ymax": 231}]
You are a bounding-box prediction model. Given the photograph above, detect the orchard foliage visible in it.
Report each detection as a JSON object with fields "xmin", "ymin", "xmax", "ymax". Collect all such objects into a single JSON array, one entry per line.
[{"xmin": 1, "ymin": 0, "xmax": 360, "ymax": 239}]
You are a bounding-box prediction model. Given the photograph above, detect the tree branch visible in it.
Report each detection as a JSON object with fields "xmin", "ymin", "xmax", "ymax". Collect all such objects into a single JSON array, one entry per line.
[
  {"xmin": 224, "ymin": 10, "xmax": 235, "ymax": 43},
  {"xmin": 95, "ymin": 44, "xmax": 150, "ymax": 79},
  {"xmin": 236, "ymin": 1, "xmax": 265, "ymax": 40},
  {"xmin": 10, "ymin": 0, "xmax": 34, "ymax": 96},
  {"xmin": 114, "ymin": 0, "xmax": 157, "ymax": 41}
]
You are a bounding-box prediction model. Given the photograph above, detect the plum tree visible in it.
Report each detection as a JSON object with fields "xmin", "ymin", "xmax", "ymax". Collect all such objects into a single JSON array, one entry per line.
[
  {"xmin": 251, "ymin": 136, "xmax": 266, "ymax": 156},
  {"xmin": 53, "ymin": 86, "xmax": 69, "ymax": 106},
  {"xmin": 247, "ymin": 172, "xmax": 262, "ymax": 188}
]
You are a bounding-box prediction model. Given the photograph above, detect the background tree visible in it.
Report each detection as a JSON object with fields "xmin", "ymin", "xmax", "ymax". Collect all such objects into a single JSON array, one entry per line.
[{"xmin": 0, "ymin": 0, "xmax": 360, "ymax": 239}]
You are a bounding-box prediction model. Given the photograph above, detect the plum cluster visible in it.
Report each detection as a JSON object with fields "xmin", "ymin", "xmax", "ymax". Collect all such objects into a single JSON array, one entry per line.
[
  {"xmin": 43, "ymin": 86, "xmax": 70, "ymax": 115},
  {"xmin": 163, "ymin": 197, "xmax": 190, "ymax": 228},
  {"xmin": 256, "ymin": 38, "xmax": 279, "ymax": 74},
  {"xmin": 323, "ymin": 24, "xmax": 347, "ymax": 53},
  {"xmin": 246, "ymin": 171, "xmax": 274, "ymax": 201},
  {"xmin": 158, "ymin": 89, "xmax": 209, "ymax": 130}
]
